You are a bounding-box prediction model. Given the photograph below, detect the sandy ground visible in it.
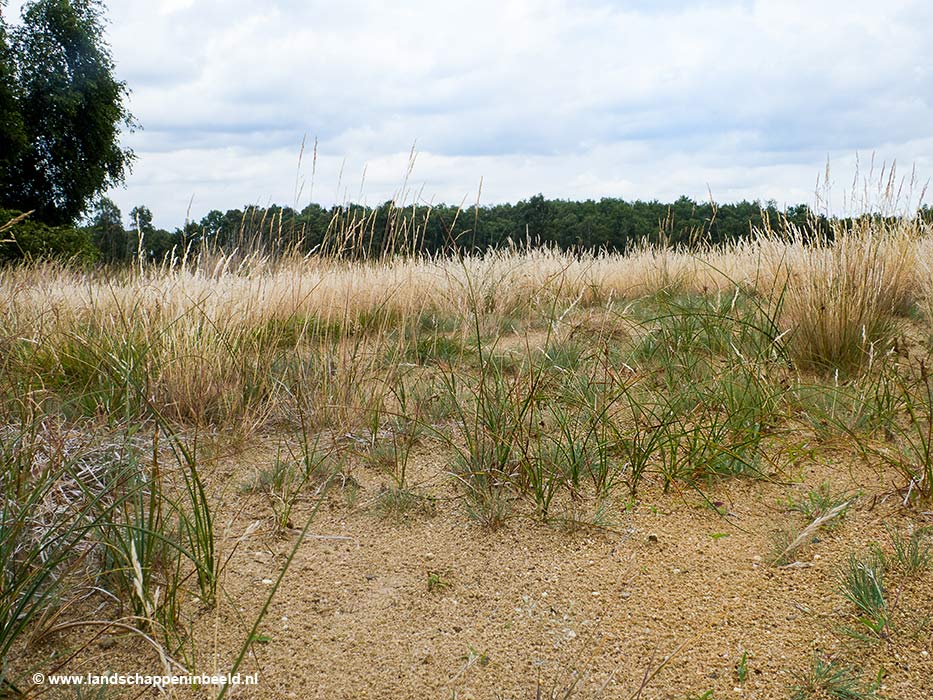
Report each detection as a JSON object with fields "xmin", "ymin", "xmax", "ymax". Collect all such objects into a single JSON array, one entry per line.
[{"xmin": 27, "ymin": 435, "xmax": 928, "ymax": 700}]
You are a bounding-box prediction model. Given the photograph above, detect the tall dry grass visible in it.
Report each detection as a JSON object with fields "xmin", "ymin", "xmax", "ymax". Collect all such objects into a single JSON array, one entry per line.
[
  {"xmin": 1, "ymin": 214, "xmax": 930, "ymax": 431},
  {"xmin": 761, "ymin": 217, "xmax": 922, "ymax": 373}
]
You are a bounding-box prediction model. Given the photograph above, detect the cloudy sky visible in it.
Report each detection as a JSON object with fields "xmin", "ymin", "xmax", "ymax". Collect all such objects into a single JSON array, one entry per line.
[{"xmin": 10, "ymin": 0, "xmax": 933, "ymax": 228}]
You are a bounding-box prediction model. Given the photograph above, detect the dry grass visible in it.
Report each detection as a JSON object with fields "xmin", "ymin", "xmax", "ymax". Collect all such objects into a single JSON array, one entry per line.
[
  {"xmin": 1, "ymin": 218, "xmax": 930, "ymax": 429},
  {"xmin": 770, "ymin": 219, "xmax": 921, "ymax": 373}
]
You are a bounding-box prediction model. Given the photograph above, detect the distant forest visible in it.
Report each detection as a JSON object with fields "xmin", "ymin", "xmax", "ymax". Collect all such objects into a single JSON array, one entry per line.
[{"xmin": 3, "ymin": 194, "xmax": 929, "ymax": 263}]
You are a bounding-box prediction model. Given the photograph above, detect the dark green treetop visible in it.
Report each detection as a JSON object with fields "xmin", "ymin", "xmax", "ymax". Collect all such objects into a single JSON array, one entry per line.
[{"xmin": 0, "ymin": 0, "xmax": 135, "ymax": 226}]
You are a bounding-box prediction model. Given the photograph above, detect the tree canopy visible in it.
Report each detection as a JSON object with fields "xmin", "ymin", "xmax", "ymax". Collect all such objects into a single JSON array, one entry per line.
[
  {"xmin": 0, "ymin": 0, "xmax": 134, "ymax": 226},
  {"xmin": 0, "ymin": 15, "xmax": 25, "ymax": 180}
]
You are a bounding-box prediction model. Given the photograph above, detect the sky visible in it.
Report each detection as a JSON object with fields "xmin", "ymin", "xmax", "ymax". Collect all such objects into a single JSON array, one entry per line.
[{"xmin": 8, "ymin": 0, "xmax": 933, "ymax": 229}]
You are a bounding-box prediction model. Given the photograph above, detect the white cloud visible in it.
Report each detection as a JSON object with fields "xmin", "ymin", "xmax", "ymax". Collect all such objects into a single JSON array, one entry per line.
[{"xmin": 8, "ymin": 0, "xmax": 926, "ymax": 227}]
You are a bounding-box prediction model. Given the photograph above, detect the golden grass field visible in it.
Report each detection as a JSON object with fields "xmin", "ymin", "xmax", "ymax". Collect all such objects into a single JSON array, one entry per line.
[{"xmin": 2, "ymin": 212, "xmax": 933, "ymax": 698}]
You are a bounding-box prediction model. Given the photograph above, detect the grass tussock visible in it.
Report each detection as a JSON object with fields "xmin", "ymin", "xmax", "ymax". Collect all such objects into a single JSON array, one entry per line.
[{"xmin": 772, "ymin": 219, "xmax": 919, "ymax": 374}]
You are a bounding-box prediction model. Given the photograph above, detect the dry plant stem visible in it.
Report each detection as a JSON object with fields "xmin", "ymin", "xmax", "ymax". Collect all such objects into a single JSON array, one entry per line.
[
  {"xmin": 627, "ymin": 635, "xmax": 695, "ymax": 700},
  {"xmin": 773, "ymin": 499, "xmax": 854, "ymax": 566},
  {"xmin": 39, "ymin": 620, "xmax": 188, "ymax": 676}
]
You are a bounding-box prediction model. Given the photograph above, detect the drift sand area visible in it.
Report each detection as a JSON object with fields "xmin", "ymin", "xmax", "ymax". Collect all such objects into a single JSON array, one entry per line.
[{"xmin": 4, "ymin": 222, "xmax": 933, "ymax": 698}]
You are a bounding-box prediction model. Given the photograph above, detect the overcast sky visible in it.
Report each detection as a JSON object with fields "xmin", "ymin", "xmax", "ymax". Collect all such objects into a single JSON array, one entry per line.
[{"xmin": 10, "ymin": 0, "xmax": 933, "ymax": 229}]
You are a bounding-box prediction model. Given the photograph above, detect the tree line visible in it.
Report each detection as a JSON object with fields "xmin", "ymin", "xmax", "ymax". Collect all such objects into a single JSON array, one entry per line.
[
  {"xmin": 8, "ymin": 190, "xmax": 933, "ymax": 264},
  {"xmin": 30, "ymin": 194, "xmax": 824, "ymax": 264}
]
